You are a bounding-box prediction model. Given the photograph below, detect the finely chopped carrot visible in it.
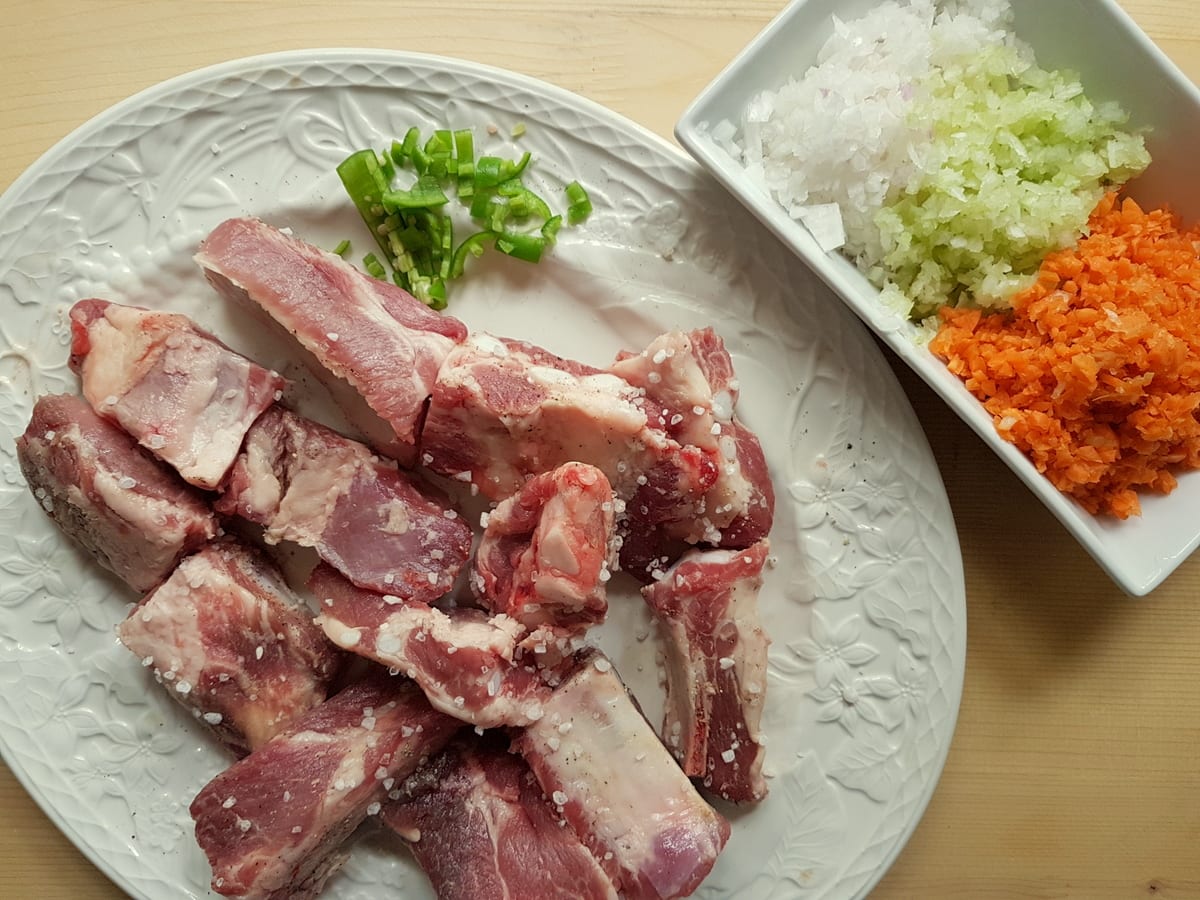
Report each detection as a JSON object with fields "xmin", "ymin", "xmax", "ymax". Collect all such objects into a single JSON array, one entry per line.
[{"xmin": 930, "ymin": 193, "xmax": 1200, "ymax": 518}]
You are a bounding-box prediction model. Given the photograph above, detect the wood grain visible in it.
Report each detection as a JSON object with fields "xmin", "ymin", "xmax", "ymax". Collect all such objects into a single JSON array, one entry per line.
[{"xmin": 1, "ymin": 2, "xmax": 1198, "ymax": 898}]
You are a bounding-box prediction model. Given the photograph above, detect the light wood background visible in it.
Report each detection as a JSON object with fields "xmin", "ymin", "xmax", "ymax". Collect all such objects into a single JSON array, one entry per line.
[{"xmin": 1, "ymin": 1, "xmax": 1199, "ymax": 897}]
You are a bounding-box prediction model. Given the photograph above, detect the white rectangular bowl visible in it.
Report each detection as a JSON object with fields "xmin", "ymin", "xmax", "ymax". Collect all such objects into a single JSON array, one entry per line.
[{"xmin": 676, "ymin": 0, "xmax": 1200, "ymax": 596}]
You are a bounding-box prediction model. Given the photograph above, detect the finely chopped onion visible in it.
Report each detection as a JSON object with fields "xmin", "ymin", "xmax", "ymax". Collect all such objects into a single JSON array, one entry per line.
[{"xmin": 727, "ymin": 0, "xmax": 1150, "ymax": 319}]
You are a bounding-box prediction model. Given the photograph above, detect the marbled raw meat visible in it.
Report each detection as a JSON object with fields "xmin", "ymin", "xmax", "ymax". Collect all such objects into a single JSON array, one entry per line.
[
  {"xmin": 68, "ymin": 298, "xmax": 284, "ymax": 490},
  {"xmin": 191, "ymin": 672, "xmax": 459, "ymax": 899},
  {"xmin": 118, "ymin": 538, "xmax": 342, "ymax": 754},
  {"xmin": 311, "ymin": 563, "xmax": 554, "ymax": 728},
  {"xmin": 642, "ymin": 540, "xmax": 771, "ymax": 803},
  {"xmin": 473, "ymin": 462, "xmax": 615, "ymax": 635},
  {"xmin": 513, "ymin": 650, "xmax": 730, "ymax": 900},
  {"xmin": 217, "ymin": 406, "xmax": 471, "ymax": 603},
  {"xmin": 16, "ymin": 393, "xmax": 217, "ymax": 592},
  {"xmin": 420, "ymin": 332, "xmax": 716, "ymax": 582},
  {"xmin": 195, "ymin": 217, "xmax": 466, "ymax": 454},
  {"xmin": 382, "ymin": 735, "xmax": 619, "ymax": 900},
  {"xmin": 610, "ymin": 328, "xmax": 774, "ymax": 549}
]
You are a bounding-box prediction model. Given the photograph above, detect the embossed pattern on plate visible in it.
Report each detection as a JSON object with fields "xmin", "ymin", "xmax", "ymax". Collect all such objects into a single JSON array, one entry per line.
[{"xmin": 0, "ymin": 50, "xmax": 965, "ymax": 900}]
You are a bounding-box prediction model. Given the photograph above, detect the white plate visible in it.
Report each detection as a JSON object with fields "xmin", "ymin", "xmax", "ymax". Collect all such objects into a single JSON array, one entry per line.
[
  {"xmin": 675, "ymin": 0, "xmax": 1200, "ymax": 597},
  {"xmin": 0, "ymin": 50, "xmax": 965, "ymax": 899}
]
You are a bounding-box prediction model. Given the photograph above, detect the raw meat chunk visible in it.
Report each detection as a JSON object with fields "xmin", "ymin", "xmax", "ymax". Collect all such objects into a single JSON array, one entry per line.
[
  {"xmin": 68, "ymin": 299, "xmax": 285, "ymax": 489},
  {"xmin": 610, "ymin": 328, "xmax": 774, "ymax": 549},
  {"xmin": 473, "ymin": 462, "xmax": 615, "ymax": 634},
  {"xmin": 311, "ymin": 564, "xmax": 553, "ymax": 728},
  {"xmin": 420, "ymin": 333, "xmax": 706, "ymax": 501},
  {"xmin": 513, "ymin": 650, "xmax": 730, "ymax": 900},
  {"xmin": 642, "ymin": 541, "xmax": 771, "ymax": 803},
  {"xmin": 195, "ymin": 217, "xmax": 466, "ymax": 452},
  {"xmin": 118, "ymin": 539, "xmax": 342, "ymax": 754},
  {"xmin": 16, "ymin": 393, "xmax": 217, "ymax": 592},
  {"xmin": 217, "ymin": 406, "xmax": 471, "ymax": 603},
  {"xmin": 191, "ymin": 672, "xmax": 459, "ymax": 899},
  {"xmin": 420, "ymin": 332, "xmax": 717, "ymax": 583},
  {"xmin": 382, "ymin": 735, "xmax": 619, "ymax": 900}
]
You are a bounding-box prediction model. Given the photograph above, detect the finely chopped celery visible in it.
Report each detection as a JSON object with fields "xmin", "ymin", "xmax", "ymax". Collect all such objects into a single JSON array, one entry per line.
[{"xmin": 873, "ymin": 39, "xmax": 1150, "ymax": 318}]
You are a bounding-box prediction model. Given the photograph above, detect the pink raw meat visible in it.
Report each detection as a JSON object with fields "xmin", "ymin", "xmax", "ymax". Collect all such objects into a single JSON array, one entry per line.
[
  {"xmin": 118, "ymin": 538, "xmax": 342, "ymax": 754},
  {"xmin": 69, "ymin": 299, "xmax": 285, "ymax": 490},
  {"xmin": 195, "ymin": 217, "xmax": 466, "ymax": 453},
  {"xmin": 217, "ymin": 406, "xmax": 471, "ymax": 603},
  {"xmin": 310, "ymin": 564, "xmax": 554, "ymax": 728},
  {"xmin": 610, "ymin": 328, "xmax": 774, "ymax": 549},
  {"xmin": 16, "ymin": 393, "xmax": 217, "ymax": 592},
  {"xmin": 419, "ymin": 333, "xmax": 704, "ymax": 499},
  {"xmin": 382, "ymin": 735, "xmax": 619, "ymax": 900},
  {"xmin": 419, "ymin": 332, "xmax": 717, "ymax": 582},
  {"xmin": 513, "ymin": 650, "xmax": 730, "ymax": 900},
  {"xmin": 473, "ymin": 462, "xmax": 615, "ymax": 635},
  {"xmin": 190, "ymin": 672, "xmax": 459, "ymax": 899},
  {"xmin": 642, "ymin": 540, "xmax": 771, "ymax": 803}
]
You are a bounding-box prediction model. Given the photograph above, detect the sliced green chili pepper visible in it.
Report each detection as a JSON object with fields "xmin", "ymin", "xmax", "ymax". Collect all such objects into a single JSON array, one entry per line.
[{"xmin": 338, "ymin": 128, "xmax": 588, "ymax": 306}]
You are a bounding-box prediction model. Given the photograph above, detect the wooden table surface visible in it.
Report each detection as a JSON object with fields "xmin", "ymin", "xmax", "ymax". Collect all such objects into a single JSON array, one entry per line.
[{"xmin": 2, "ymin": 1, "xmax": 1199, "ymax": 897}]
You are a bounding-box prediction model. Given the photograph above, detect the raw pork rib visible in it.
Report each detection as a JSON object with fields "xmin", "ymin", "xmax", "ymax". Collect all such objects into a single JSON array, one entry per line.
[
  {"xmin": 310, "ymin": 564, "xmax": 552, "ymax": 728},
  {"xmin": 642, "ymin": 540, "xmax": 771, "ymax": 803},
  {"xmin": 69, "ymin": 299, "xmax": 285, "ymax": 490},
  {"xmin": 195, "ymin": 217, "xmax": 467, "ymax": 453},
  {"xmin": 513, "ymin": 650, "xmax": 730, "ymax": 900},
  {"xmin": 473, "ymin": 462, "xmax": 615, "ymax": 635},
  {"xmin": 382, "ymin": 735, "xmax": 618, "ymax": 900},
  {"xmin": 16, "ymin": 394, "xmax": 217, "ymax": 592},
  {"xmin": 191, "ymin": 672, "xmax": 459, "ymax": 899},
  {"xmin": 118, "ymin": 539, "xmax": 342, "ymax": 754},
  {"xmin": 421, "ymin": 330, "xmax": 772, "ymax": 581},
  {"xmin": 421, "ymin": 333, "xmax": 717, "ymax": 581},
  {"xmin": 217, "ymin": 406, "xmax": 471, "ymax": 602},
  {"xmin": 421, "ymin": 333, "xmax": 714, "ymax": 501},
  {"xmin": 610, "ymin": 328, "xmax": 774, "ymax": 549}
]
